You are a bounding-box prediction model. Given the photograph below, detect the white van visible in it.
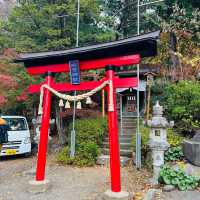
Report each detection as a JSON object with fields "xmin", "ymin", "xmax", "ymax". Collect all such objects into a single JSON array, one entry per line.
[{"xmin": 0, "ymin": 116, "xmax": 31, "ymax": 156}]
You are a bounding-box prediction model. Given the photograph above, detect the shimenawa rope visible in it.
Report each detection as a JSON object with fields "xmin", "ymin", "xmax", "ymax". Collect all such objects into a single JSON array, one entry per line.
[{"xmin": 38, "ymin": 80, "xmax": 114, "ymax": 115}]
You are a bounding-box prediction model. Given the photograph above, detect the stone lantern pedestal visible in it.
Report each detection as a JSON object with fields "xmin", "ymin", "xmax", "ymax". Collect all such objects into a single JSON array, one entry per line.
[
  {"xmin": 32, "ymin": 116, "xmax": 54, "ymax": 145},
  {"xmin": 149, "ymin": 144, "xmax": 169, "ymax": 185},
  {"xmin": 147, "ymin": 101, "xmax": 173, "ymax": 185}
]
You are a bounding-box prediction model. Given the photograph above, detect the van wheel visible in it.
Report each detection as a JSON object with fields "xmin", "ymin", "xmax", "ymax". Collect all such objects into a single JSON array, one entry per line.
[{"xmin": 24, "ymin": 152, "xmax": 32, "ymax": 157}]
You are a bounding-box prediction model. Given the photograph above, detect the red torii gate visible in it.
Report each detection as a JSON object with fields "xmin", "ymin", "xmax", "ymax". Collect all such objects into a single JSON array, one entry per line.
[
  {"xmin": 16, "ymin": 31, "xmax": 159, "ymax": 196},
  {"xmin": 29, "ymin": 56, "xmax": 139, "ymax": 193}
]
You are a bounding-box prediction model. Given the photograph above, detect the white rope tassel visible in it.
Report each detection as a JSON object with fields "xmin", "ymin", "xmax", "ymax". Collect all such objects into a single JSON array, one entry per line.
[
  {"xmin": 108, "ymin": 80, "xmax": 114, "ymax": 112},
  {"xmin": 38, "ymin": 85, "xmax": 45, "ymax": 115},
  {"xmin": 65, "ymin": 101, "xmax": 71, "ymax": 109},
  {"xmin": 59, "ymin": 99, "xmax": 64, "ymax": 107},
  {"xmin": 37, "ymin": 80, "xmax": 110, "ymax": 115},
  {"xmin": 86, "ymin": 97, "xmax": 92, "ymax": 104},
  {"xmin": 77, "ymin": 101, "xmax": 82, "ymax": 109}
]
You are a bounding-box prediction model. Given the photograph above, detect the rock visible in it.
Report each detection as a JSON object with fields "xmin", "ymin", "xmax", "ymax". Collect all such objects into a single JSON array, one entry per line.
[
  {"xmin": 191, "ymin": 130, "xmax": 200, "ymax": 142},
  {"xmin": 172, "ymin": 162, "xmax": 200, "ymax": 179},
  {"xmin": 143, "ymin": 189, "xmax": 161, "ymax": 200},
  {"xmin": 163, "ymin": 185, "xmax": 175, "ymax": 192},
  {"xmin": 183, "ymin": 139, "xmax": 200, "ymax": 166},
  {"xmin": 184, "ymin": 163, "xmax": 200, "ymax": 177}
]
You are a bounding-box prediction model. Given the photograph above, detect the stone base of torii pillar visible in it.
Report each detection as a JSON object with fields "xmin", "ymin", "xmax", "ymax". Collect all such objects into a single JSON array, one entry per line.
[
  {"xmin": 97, "ymin": 190, "xmax": 132, "ymax": 200},
  {"xmin": 28, "ymin": 179, "xmax": 51, "ymax": 194}
]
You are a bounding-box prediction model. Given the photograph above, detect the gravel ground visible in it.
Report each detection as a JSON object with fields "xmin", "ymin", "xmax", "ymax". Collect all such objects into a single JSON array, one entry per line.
[
  {"xmin": 0, "ymin": 155, "xmax": 151, "ymax": 200},
  {"xmin": 163, "ymin": 190, "xmax": 200, "ymax": 200}
]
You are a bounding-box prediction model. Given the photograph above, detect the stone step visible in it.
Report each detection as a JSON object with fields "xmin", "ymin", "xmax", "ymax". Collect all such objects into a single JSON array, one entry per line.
[
  {"xmin": 120, "ymin": 121, "xmax": 137, "ymax": 126},
  {"xmin": 121, "ymin": 116, "xmax": 137, "ymax": 119},
  {"xmin": 104, "ymin": 134, "xmax": 134, "ymax": 140},
  {"xmin": 104, "ymin": 138, "xmax": 133, "ymax": 144},
  {"xmin": 105, "ymin": 133, "xmax": 134, "ymax": 137},
  {"xmin": 121, "ymin": 117, "xmax": 137, "ymax": 120},
  {"xmin": 96, "ymin": 155, "xmax": 131, "ymax": 167},
  {"xmin": 121, "ymin": 120, "xmax": 137, "ymax": 124},
  {"xmin": 103, "ymin": 142, "xmax": 133, "ymax": 149},
  {"xmin": 118, "ymin": 129, "xmax": 136, "ymax": 135},
  {"xmin": 102, "ymin": 148, "xmax": 133, "ymax": 157},
  {"xmin": 119, "ymin": 117, "xmax": 137, "ymax": 123},
  {"xmin": 121, "ymin": 126, "xmax": 136, "ymax": 129}
]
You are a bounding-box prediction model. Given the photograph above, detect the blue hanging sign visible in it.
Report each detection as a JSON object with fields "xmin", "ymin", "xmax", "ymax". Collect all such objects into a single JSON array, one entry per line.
[{"xmin": 69, "ymin": 60, "xmax": 80, "ymax": 85}]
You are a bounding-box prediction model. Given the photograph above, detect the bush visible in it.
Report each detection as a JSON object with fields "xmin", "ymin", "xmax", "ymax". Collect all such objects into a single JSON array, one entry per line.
[
  {"xmin": 167, "ymin": 128, "xmax": 184, "ymax": 146},
  {"xmin": 73, "ymin": 142, "xmax": 99, "ymax": 166},
  {"xmin": 56, "ymin": 147, "xmax": 74, "ymax": 165},
  {"xmin": 159, "ymin": 165, "xmax": 199, "ymax": 191},
  {"xmin": 163, "ymin": 81, "xmax": 200, "ymax": 134},
  {"xmin": 164, "ymin": 146, "xmax": 184, "ymax": 162},
  {"xmin": 57, "ymin": 117, "xmax": 107, "ymax": 167}
]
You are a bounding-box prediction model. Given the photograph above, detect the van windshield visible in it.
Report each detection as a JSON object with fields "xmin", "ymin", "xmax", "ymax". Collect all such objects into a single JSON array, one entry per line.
[{"xmin": 2, "ymin": 118, "xmax": 28, "ymax": 131}]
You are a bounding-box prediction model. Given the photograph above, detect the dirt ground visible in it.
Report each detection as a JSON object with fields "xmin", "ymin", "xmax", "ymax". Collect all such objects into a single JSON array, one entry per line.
[{"xmin": 0, "ymin": 155, "xmax": 151, "ymax": 200}]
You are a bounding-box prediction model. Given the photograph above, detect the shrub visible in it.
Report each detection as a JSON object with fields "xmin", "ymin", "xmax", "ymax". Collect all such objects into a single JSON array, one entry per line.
[
  {"xmin": 132, "ymin": 127, "xmax": 184, "ymax": 150},
  {"xmin": 164, "ymin": 146, "xmax": 184, "ymax": 162},
  {"xmin": 73, "ymin": 117, "xmax": 107, "ymax": 147},
  {"xmin": 163, "ymin": 81, "xmax": 200, "ymax": 134},
  {"xmin": 159, "ymin": 165, "xmax": 199, "ymax": 191},
  {"xmin": 56, "ymin": 147, "xmax": 74, "ymax": 165},
  {"xmin": 167, "ymin": 128, "xmax": 184, "ymax": 146},
  {"xmin": 57, "ymin": 117, "xmax": 107, "ymax": 167},
  {"xmin": 73, "ymin": 142, "xmax": 99, "ymax": 166}
]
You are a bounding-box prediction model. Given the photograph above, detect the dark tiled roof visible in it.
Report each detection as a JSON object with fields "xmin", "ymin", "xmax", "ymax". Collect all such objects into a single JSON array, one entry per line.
[{"xmin": 15, "ymin": 31, "xmax": 160, "ymax": 67}]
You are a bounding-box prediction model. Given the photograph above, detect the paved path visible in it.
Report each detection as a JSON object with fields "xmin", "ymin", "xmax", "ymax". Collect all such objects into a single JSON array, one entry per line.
[
  {"xmin": 163, "ymin": 190, "xmax": 200, "ymax": 200},
  {"xmin": 0, "ymin": 156, "xmax": 107, "ymax": 200},
  {"xmin": 0, "ymin": 155, "xmax": 150, "ymax": 200}
]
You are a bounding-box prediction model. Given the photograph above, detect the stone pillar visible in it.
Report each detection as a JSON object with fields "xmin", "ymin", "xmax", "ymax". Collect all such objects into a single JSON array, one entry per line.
[{"xmin": 147, "ymin": 101, "xmax": 173, "ymax": 185}]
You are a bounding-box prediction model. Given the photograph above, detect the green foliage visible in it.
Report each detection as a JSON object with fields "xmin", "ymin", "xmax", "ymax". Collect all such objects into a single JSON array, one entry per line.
[
  {"xmin": 57, "ymin": 117, "xmax": 107, "ymax": 167},
  {"xmin": 56, "ymin": 147, "xmax": 74, "ymax": 165},
  {"xmin": 159, "ymin": 165, "xmax": 199, "ymax": 191},
  {"xmin": 132, "ymin": 125, "xmax": 150, "ymax": 151},
  {"xmin": 167, "ymin": 128, "xmax": 184, "ymax": 146},
  {"xmin": 103, "ymin": 0, "xmax": 161, "ymax": 38},
  {"xmin": 0, "ymin": 0, "xmax": 115, "ymax": 52},
  {"xmin": 164, "ymin": 146, "xmax": 184, "ymax": 162},
  {"xmin": 132, "ymin": 127, "xmax": 183, "ymax": 150},
  {"xmin": 72, "ymin": 117, "xmax": 107, "ymax": 146},
  {"xmin": 163, "ymin": 81, "xmax": 200, "ymax": 134},
  {"xmin": 72, "ymin": 142, "xmax": 99, "ymax": 167}
]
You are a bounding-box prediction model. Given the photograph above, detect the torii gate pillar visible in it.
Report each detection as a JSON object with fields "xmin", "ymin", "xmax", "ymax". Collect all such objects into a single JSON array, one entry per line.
[
  {"xmin": 102, "ymin": 66, "xmax": 130, "ymax": 199},
  {"xmin": 36, "ymin": 72, "xmax": 53, "ymax": 181},
  {"xmin": 106, "ymin": 66, "xmax": 121, "ymax": 192}
]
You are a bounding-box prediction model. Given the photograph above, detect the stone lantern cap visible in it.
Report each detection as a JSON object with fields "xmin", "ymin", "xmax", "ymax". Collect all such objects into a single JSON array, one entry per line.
[{"xmin": 147, "ymin": 101, "xmax": 173, "ymax": 128}]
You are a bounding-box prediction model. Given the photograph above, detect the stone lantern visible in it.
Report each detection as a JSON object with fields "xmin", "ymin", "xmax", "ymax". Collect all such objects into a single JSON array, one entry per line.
[
  {"xmin": 32, "ymin": 116, "xmax": 55, "ymax": 144},
  {"xmin": 147, "ymin": 101, "xmax": 173, "ymax": 184}
]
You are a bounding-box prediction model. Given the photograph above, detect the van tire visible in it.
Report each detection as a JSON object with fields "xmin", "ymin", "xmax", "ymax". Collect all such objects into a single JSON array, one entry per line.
[{"xmin": 24, "ymin": 152, "xmax": 32, "ymax": 157}]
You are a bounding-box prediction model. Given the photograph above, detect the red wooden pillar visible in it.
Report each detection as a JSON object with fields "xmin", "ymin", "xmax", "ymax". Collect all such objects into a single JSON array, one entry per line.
[
  {"xmin": 36, "ymin": 72, "xmax": 53, "ymax": 181},
  {"xmin": 106, "ymin": 65, "xmax": 121, "ymax": 192}
]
